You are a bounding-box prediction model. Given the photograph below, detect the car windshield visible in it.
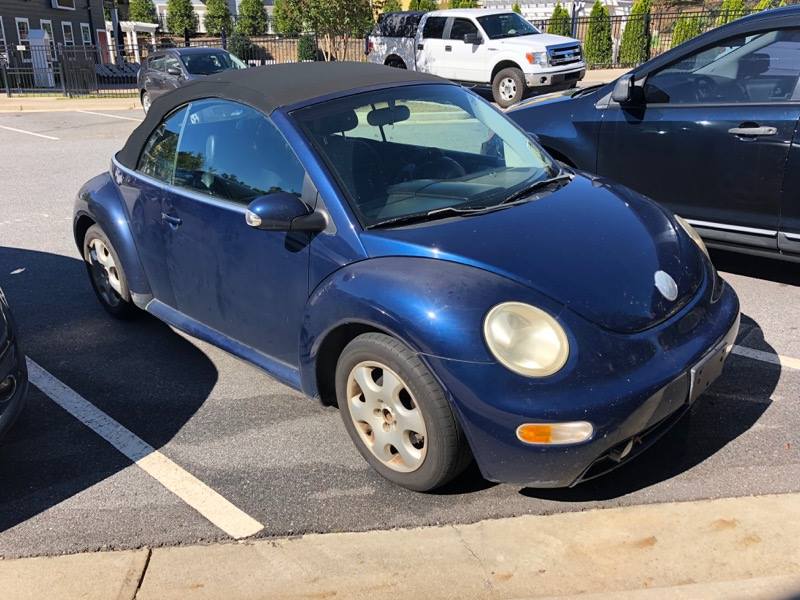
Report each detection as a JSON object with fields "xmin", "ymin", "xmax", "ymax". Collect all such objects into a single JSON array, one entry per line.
[
  {"xmin": 293, "ymin": 84, "xmax": 557, "ymax": 228},
  {"xmin": 180, "ymin": 51, "xmax": 243, "ymax": 75},
  {"xmin": 477, "ymin": 13, "xmax": 539, "ymax": 40}
]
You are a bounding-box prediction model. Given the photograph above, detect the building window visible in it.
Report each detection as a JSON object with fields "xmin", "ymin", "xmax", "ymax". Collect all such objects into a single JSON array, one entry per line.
[
  {"xmin": 80, "ymin": 23, "xmax": 91, "ymax": 45},
  {"xmin": 62, "ymin": 22, "xmax": 75, "ymax": 46},
  {"xmin": 15, "ymin": 17, "xmax": 30, "ymax": 61},
  {"xmin": 52, "ymin": 0, "xmax": 77, "ymax": 10},
  {"xmin": 40, "ymin": 20, "xmax": 56, "ymax": 58}
]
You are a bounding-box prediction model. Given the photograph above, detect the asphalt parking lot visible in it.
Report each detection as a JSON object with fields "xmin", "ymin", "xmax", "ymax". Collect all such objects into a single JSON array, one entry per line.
[{"xmin": 0, "ymin": 108, "xmax": 798, "ymax": 560}]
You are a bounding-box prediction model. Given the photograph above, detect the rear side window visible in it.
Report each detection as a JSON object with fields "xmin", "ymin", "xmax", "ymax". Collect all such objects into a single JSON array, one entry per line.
[
  {"xmin": 172, "ymin": 99, "xmax": 305, "ymax": 204},
  {"xmin": 422, "ymin": 17, "xmax": 446, "ymax": 40},
  {"xmin": 449, "ymin": 18, "xmax": 478, "ymax": 41},
  {"xmin": 137, "ymin": 107, "xmax": 187, "ymax": 182}
]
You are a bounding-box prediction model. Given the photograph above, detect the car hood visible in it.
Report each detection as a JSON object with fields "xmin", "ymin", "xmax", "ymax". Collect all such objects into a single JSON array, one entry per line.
[
  {"xmin": 359, "ymin": 175, "xmax": 703, "ymax": 334},
  {"xmin": 497, "ymin": 33, "xmax": 580, "ymax": 50},
  {"xmin": 508, "ymin": 87, "xmax": 584, "ymax": 112}
]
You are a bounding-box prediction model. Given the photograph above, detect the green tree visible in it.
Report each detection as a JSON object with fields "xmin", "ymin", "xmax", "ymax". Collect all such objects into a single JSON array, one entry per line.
[
  {"xmin": 584, "ymin": 1, "xmax": 612, "ymax": 67},
  {"xmin": 306, "ymin": 0, "xmax": 372, "ymax": 60},
  {"xmin": 274, "ymin": 0, "xmax": 304, "ymax": 35},
  {"xmin": 618, "ymin": 0, "xmax": 650, "ymax": 67},
  {"xmin": 297, "ymin": 33, "xmax": 317, "ymax": 60},
  {"xmin": 670, "ymin": 14, "xmax": 702, "ymax": 47},
  {"xmin": 716, "ymin": 0, "xmax": 746, "ymax": 26},
  {"xmin": 204, "ymin": 0, "xmax": 232, "ymax": 35},
  {"xmin": 754, "ymin": 0, "xmax": 773, "ymax": 10},
  {"xmin": 236, "ymin": 0, "xmax": 269, "ymax": 35},
  {"xmin": 129, "ymin": 0, "xmax": 158, "ymax": 24},
  {"xmin": 166, "ymin": 0, "xmax": 197, "ymax": 35},
  {"xmin": 382, "ymin": 0, "xmax": 403, "ymax": 12},
  {"xmin": 450, "ymin": 0, "xmax": 479, "ymax": 7},
  {"xmin": 512, "ymin": 2, "xmax": 522, "ymax": 13},
  {"xmin": 547, "ymin": 3, "xmax": 572, "ymax": 36},
  {"xmin": 227, "ymin": 30, "xmax": 252, "ymax": 58},
  {"xmin": 408, "ymin": 0, "xmax": 439, "ymax": 11}
]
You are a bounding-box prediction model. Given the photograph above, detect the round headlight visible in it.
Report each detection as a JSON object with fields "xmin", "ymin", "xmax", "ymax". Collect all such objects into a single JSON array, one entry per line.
[
  {"xmin": 483, "ymin": 302, "xmax": 569, "ymax": 377},
  {"xmin": 675, "ymin": 215, "xmax": 709, "ymax": 259}
]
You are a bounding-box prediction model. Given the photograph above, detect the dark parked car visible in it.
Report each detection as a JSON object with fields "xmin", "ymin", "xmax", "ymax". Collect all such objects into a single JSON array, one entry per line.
[
  {"xmin": 0, "ymin": 288, "xmax": 28, "ymax": 441},
  {"xmin": 138, "ymin": 47, "xmax": 246, "ymax": 113},
  {"xmin": 508, "ymin": 6, "xmax": 800, "ymax": 261},
  {"xmin": 74, "ymin": 62, "xmax": 739, "ymax": 491}
]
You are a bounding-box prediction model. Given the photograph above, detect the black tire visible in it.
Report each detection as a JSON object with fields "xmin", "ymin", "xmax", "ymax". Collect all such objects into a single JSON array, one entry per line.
[
  {"xmin": 0, "ymin": 350, "xmax": 28, "ymax": 441},
  {"xmin": 83, "ymin": 224, "xmax": 139, "ymax": 320},
  {"xmin": 385, "ymin": 57, "xmax": 407, "ymax": 69},
  {"xmin": 335, "ymin": 332, "xmax": 472, "ymax": 491},
  {"xmin": 492, "ymin": 67, "xmax": 526, "ymax": 108}
]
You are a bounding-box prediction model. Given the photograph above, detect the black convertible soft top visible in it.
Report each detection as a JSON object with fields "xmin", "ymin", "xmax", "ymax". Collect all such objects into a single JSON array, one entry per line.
[{"xmin": 117, "ymin": 61, "xmax": 450, "ymax": 170}]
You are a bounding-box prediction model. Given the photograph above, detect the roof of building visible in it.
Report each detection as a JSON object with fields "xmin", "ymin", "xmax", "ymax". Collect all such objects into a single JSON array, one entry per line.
[{"xmin": 117, "ymin": 61, "xmax": 451, "ymax": 169}]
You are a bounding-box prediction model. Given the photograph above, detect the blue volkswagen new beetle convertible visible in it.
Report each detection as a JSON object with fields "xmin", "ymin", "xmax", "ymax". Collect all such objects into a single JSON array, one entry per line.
[{"xmin": 73, "ymin": 62, "xmax": 740, "ymax": 491}]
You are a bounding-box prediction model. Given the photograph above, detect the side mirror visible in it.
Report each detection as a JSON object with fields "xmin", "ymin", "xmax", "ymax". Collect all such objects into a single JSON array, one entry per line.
[
  {"xmin": 463, "ymin": 32, "xmax": 483, "ymax": 45},
  {"xmin": 245, "ymin": 192, "xmax": 327, "ymax": 233},
  {"xmin": 166, "ymin": 67, "xmax": 182, "ymax": 77},
  {"xmin": 611, "ymin": 73, "xmax": 637, "ymax": 104}
]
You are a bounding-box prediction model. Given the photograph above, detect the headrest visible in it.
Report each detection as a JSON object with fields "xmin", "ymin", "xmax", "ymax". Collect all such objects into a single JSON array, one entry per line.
[
  {"xmin": 739, "ymin": 52, "xmax": 770, "ymax": 78},
  {"xmin": 310, "ymin": 110, "xmax": 358, "ymax": 135}
]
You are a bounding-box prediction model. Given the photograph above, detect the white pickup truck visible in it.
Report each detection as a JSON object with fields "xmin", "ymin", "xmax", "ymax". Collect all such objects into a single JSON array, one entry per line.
[{"xmin": 367, "ymin": 8, "xmax": 585, "ymax": 108}]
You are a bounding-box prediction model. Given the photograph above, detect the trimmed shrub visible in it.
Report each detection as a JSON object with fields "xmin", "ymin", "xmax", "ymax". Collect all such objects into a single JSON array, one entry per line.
[
  {"xmin": 618, "ymin": 0, "xmax": 650, "ymax": 67},
  {"xmin": 204, "ymin": 0, "xmax": 232, "ymax": 36},
  {"xmin": 584, "ymin": 1, "xmax": 612, "ymax": 68},
  {"xmin": 166, "ymin": 0, "xmax": 198, "ymax": 36},
  {"xmin": 671, "ymin": 15, "xmax": 703, "ymax": 48},
  {"xmin": 512, "ymin": 2, "xmax": 522, "ymax": 13},
  {"xmin": 547, "ymin": 3, "xmax": 572, "ymax": 37},
  {"xmin": 236, "ymin": 0, "xmax": 269, "ymax": 36},
  {"xmin": 129, "ymin": 0, "xmax": 158, "ymax": 24},
  {"xmin": 297, "ymin": 34, "xmax": 317, "ymax": 61}
]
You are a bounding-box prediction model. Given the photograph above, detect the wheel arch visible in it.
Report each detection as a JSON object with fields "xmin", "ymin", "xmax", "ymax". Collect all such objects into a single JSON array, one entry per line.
[
  {"xmin": 491, "ymin": 60, "xmax": 524, "ymax": 82},
  {"xmin": 384, "ymin": 54, "xmax": 407, "ymax": 68}
]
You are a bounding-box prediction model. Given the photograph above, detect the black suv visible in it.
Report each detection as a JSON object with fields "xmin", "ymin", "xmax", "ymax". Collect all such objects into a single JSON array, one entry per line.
[{"xmin": 138, "ymin": 47, "xmax": 246, "ymax": 113}]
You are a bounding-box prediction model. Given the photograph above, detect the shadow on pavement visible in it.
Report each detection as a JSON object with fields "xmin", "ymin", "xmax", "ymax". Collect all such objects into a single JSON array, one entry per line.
[
  {"xmin": 711, "ymin": 248, "xmax": 800, "ymax": 286},
  {"xmin": 0, "ymin": 247, "xmax": 218, "ymax": 534},
  {"xmin": 519, "ymin": 313, "xmax": 778, "ymax": 502}
]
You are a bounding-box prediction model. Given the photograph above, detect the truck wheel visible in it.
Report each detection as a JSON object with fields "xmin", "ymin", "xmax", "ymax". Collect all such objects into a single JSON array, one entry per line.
[
  {"xmin": 492, "ymin": 67, "xmax": 525, "ymax": 108},
  {"xmin": 386, "ymin": 57, "xmax": 406, "ymax": 70}
]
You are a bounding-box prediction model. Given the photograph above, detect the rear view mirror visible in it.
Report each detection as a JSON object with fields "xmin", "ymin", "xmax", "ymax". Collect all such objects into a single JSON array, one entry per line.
[
  {"xmin": 611, "ymin": 73, "xmax": 635, "ymax": 104},
  {"xmin": 464, "ymin": 32, "xmax": 483, "ymax": 45},
  {"xmin": 367, "ymin": 105, "xmax": 411, "ymax": 127},
  {"xmin": 245, "ymin": 192, "xmax": 326, "ymax": 233}
]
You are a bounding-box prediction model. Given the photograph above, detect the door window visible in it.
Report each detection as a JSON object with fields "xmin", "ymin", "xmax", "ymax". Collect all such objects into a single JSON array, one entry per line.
[
  {"xmin": 164, "ymin": 54, "xmax": 182, "ymax": 73},
  {"xmin": 448, "ymin": 18, "xmax": 478, "ymax": 41},
  {"xmin": 422, "ymin": 17, "xmax": 446, "ymax": 39},
  {"xmin": 137, "ymin": 107, "xmax": 188, "ymax": 183},
  {"xmin": 173, "ymin": 99, "xmax": 305, "ymax": 204},
  {"xmin": 645, "ymin": 28, "xmax": 800, "ymax": 104},
  {"xmin": 149, "ymin": 55, "xmax": 166, "ymax": 71}
]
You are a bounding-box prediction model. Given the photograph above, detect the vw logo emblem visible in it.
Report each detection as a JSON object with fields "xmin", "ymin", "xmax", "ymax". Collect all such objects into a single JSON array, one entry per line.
[{"xmin": 654, "ymin": 270, "xmax": 678, "ymax": 301}]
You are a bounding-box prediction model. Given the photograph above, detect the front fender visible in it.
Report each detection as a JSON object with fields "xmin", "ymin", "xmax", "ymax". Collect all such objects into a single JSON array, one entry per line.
[
  {"xmin": 73, "ymin": 172, "xmax": 151, "ymax": 299},
  {"xmin": 298, "ymin": 256, "xmax": 565, "ymax": 396}
]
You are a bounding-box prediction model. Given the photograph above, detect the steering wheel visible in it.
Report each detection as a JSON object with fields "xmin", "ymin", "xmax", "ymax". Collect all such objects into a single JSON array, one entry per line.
[{"xmin": 694, "ymin": 75, "xmax": 719, "ymax": 102}]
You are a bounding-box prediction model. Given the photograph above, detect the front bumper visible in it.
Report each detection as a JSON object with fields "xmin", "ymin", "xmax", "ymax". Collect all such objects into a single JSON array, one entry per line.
[
  {"xmin": 525, "ymin": 65, "xmax": 586, "ymax": 88},
  {"xmin": 424, "ymin": 275, "xmax": 740, "ymax": 488}
]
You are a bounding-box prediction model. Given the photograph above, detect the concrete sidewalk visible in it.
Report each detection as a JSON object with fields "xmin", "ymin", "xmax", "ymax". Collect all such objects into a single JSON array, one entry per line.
[
  {"xmin": 2, "ymin": 492, "xmax": 799, "ymax": 600},
  {"xmin": 0, "ymin": 68, "xmax": 628, "ymax": 114}
]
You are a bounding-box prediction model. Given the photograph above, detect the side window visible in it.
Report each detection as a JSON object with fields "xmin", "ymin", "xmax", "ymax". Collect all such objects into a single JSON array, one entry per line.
[
  {"xmin": 164, "ymin": 55, "xmax": 182, "ymax": 72},
  {"xmin": 645, "ymin": 28, "xmax": 800, "ymax": 104},
  {"xmin": 422, "ymin": 17, "xmax": 446, "ymax": 40},
  {"xmin": 149, "ymin": 56, "xmax": 165, "ymax": 71},
  {"xmin": 173, "ymin": 99, "xmax": 305, "ymax": 204},
  {"xmin": 137, "ymin": 107, "xmax": 187, "ymax": 183},
  {"xmin": 448, "ymin": 18, "xmax": 478, "ymax": 41}
]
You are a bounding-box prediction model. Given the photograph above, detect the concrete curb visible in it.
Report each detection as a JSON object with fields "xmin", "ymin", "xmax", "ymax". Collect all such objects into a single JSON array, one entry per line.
[{"xmin": 3, "ymin": 492, "xmax": 799, "ymax": 599}]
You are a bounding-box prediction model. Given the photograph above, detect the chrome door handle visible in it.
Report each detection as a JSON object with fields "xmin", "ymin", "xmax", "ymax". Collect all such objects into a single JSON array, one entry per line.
[
  {"xmin": 728, "ymin": 126, "xmax": 777, "ymax": 137},
  {"xmin": 161, "ymin": 212, "xmax": 182, "ymax": 227},
  {"xmin": 445, "ymin": 45, "xmax": 452, "ymax": 52}
]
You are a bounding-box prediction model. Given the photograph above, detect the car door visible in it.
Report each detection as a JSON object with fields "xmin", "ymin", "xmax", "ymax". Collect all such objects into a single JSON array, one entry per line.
[
  {"xmin": 444, "ymin": 17, "xmax": 484, "ymax": 82},
  {"xmin": 598, "ymin": 27, "xmax": 800, "ymax": 251},
  {"xmin": 144, "ymin": 54, "xmax": 165, "ymax": 97},
  {"xmin": 161, "ymin": 99, "xmax": 312, "ymax": 365},
  {"xmin": 125, "ymin": 105, "xmax": 188, "ymax": 308},
  {"xmin": 416, "ymin": 16, "xmax": 449, "ymax": 77},
  {"xmin": 162, "ymin": 52, "xmax": 185, "ymax": 92}
]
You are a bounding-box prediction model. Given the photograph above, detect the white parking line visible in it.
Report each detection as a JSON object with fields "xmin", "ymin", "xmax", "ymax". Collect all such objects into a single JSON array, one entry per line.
[
  {"xmin": 75, "ymin": 109, "xmax": 143, "ymax": 122},
  {"xmin": 732, "ymin": 345, "xmax": 800, "ymax": 370},
  {"xmin": 26, "ymin": 357, "xmax": 265, "ymax": 539},
  {"xmin": 0, "ymin": 125, "xmax": 59, "ymax": 140}
]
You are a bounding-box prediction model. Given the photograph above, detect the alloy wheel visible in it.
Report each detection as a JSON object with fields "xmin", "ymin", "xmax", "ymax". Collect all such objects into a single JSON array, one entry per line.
[
  {"xmin": 87, "ymin": 238, "xmax": 122, "ymax": 307},
  {"xmin": 499, "ymin": 77, "xmax": 517, "ymax": 102},
  {"xmin": 346, "ymin": 361, "xmax": 428, "ymax": 473}
]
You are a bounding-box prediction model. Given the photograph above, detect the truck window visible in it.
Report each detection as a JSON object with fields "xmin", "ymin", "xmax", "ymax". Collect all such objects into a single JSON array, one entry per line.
[
  {"xmin": 448, "ymin": 18, "xmax": 478, "ymax": 41},
  {"xmin": 422, "ymin": 17, "xmax": 447, "ymax": 39}
]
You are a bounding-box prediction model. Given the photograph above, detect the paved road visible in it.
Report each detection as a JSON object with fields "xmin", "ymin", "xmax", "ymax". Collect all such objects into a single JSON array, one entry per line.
[{"xmin": 0, "ymin": 109, "xmax": 797, "ymax": 559}]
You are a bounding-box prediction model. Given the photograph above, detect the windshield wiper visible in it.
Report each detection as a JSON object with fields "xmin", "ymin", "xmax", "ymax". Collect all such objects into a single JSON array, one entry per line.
[
  {"xmin": 366, "ymin": 204, "xmax": 493, "ymax": 230},
  {"xmin": 497, "ymin": 173, "xmax": 574, "ymax": 206}
]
